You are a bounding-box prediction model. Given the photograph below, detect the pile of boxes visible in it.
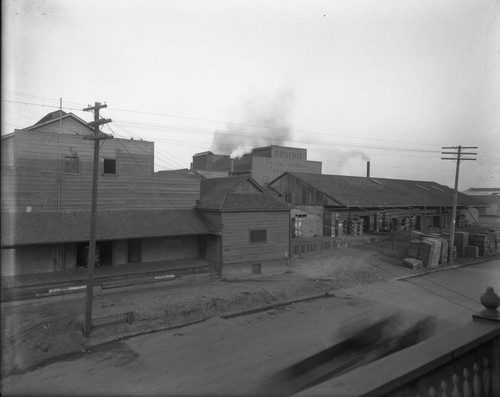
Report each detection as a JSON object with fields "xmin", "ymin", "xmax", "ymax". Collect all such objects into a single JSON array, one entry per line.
[
  {"xmin": 404, "ymin": 229, "xmax": 500, "ymax": 270},
  {"xmin": 405, "ymin": 232, "xmax": 448, "ymax": 269}
]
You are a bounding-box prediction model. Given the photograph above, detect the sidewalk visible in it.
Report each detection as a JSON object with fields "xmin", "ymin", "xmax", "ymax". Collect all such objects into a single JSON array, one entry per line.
[{"xmin": 1, "ymin": 240, "xmax": 498, "ymax": 378}]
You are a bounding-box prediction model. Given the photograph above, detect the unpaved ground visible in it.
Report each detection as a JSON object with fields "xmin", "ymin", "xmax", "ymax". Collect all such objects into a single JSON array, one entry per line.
[{"xmin": 0, "ymin": 240, "xmax": 483, "ymax": 378}]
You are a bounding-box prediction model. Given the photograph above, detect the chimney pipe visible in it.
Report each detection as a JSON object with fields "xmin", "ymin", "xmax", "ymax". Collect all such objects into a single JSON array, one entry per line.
[
  {"xmin": 229, "ymin": 158, "xmax": 234, "ymax": 174},
  {"xmin": 366, "ymin": 161, "xmax": 370, "ymax": 178}
]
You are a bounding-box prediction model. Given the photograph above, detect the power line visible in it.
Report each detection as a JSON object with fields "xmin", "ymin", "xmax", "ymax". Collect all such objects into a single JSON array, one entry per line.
[{"xmin": 3, "ymin": 97, "xmax": 444, "ymax": 153}]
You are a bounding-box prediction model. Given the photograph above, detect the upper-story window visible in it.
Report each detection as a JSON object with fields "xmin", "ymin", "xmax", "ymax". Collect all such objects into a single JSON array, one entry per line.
[
  {"xmin": 64, "ymin": 156, "xmax": 80, "ymax": 174},
  {"xmin": 102, "ymin": 158, "xmax": 117, "ymax": 175}
]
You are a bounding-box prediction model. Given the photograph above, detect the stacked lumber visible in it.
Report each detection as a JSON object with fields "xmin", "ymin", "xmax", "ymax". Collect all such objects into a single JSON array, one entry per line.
[
  {"xmin": 402, "ymin": 258, "xmax": 423, "ymax": 270},
  {"xmin": 470, "ymin": 234, "xmax": 490, "ymax": 256},
  {"xmin": 408, "ymin": 240, "xmax": 421, "ymax": 258},
  {"xmin": 418, "ymin": 238, "xmax": 442, "ymax": 268},
  {"xmin": 487, "ymin": 231, "xmax": 500, "ymax": 253},
  {"xmin": 410, "ymin": 231, "xmax": 425, "ymax": 241},
  {"xmin": 440, "ymin": 239, "xmax": 449, "ymax": 264},
  {"xmin": 344, "ymin": 218, "xmax": 363, "ymax": 236},
  {"xmin": 442, "ymin": 231, "xmax": 469, "ymax": 257}
]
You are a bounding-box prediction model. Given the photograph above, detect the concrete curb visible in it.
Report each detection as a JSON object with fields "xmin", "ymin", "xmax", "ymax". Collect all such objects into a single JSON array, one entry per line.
[
  {"xmin": 84, "ymin": 292, "xmax": 336, "ymax": 350},
  {"xmin": 396, "ymin": 255, "xmax": 500, "ymax": 281},
  {"xmin": 220, "ymin": 291, "xmax": 335, "ymax": 319}
]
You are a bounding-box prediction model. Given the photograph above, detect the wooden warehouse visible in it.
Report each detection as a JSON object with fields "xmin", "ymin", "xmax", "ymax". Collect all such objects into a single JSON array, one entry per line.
[
  {"xmin": 268, "ymin": 172, "xmax": 485, "ymax": 239},
  {"xmin": 1, "ymin": 111, "xmax": 294, "ymax": 278}
]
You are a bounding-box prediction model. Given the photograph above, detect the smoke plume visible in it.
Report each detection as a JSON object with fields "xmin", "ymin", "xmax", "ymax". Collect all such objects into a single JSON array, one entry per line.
[
  {"xmin": 210, "ymin": 88, "xmax": 294, "ymax": 158},
  {"xmin": 335, "ymin": 149, "xmax": 370, "ymax": 164}
]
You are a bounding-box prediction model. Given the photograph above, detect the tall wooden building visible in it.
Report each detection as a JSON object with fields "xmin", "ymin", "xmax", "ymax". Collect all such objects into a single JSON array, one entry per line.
[{"xmin": 1, "ymin": 111, "xmax": 212, "ymax": 275}]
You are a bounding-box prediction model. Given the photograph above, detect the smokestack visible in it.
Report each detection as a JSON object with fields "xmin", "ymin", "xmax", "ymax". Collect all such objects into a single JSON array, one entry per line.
[
  {"xmin": 366, "ymin": 161, "xmax": 370, "ymax": 178},
  {"xmin": 229, "ymin": 158, "xmax": 234, "ymax": 174}
]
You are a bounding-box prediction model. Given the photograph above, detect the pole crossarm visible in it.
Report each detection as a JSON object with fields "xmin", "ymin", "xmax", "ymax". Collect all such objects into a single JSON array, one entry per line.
[
  {"xmin": 87, "ymin": 118, "xmax": 113, "ymax": 128},
  {"xmin": 441, "ymin": 146, "xmax": 477, "ymax": 149},
  {"xmin": 83, "ymin": 132, "xmax": 114, "ymax": 141},
  {"xmin": 83, "ymin": 103, "xmax": 107, "ymax": 112}
]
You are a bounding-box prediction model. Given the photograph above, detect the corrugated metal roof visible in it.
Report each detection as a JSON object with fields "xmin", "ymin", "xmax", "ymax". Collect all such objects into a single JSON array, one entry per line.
[
  {"xmin": 275, "ymin": 172, "xmax": 485, "ymax": 208},
  {"xmin": 1, "ymin": 209, "xmax": 211, "ymax": 246}
]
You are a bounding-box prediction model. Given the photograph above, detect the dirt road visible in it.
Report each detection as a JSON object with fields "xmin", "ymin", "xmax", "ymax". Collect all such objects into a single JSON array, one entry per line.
[{"xmin": 2, "ymin": 260, "xmax": 497, "ymax": 396}]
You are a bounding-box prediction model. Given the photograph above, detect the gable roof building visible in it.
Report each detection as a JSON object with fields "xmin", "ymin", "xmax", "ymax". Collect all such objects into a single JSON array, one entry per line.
[
  {"xmin": 197, "ymin": 175, "xmax": 291, "ymax": 212},
  {"xmin": 196, "ymin": 175, "xmax": 291, "ymax": 277},
  {"xmin": 268, "ymin": 172, "xmax": 485, "ymax": 237},
  {"xmin": 1, "ymin": 112, "xmax": 213, "ymax": 276},
  {"xmin": 269, "ymin": 172, "xmax": 482, "ymax": 209}
]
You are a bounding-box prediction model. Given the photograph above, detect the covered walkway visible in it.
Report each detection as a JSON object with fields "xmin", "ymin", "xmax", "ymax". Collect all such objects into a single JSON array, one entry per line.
[{"xmin": 1, "ymin": 259, "xmax": 214, "ymax": 303}]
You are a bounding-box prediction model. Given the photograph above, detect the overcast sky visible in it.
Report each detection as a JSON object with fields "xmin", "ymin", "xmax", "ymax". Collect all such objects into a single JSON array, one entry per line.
[{"xmin": 2, "ymin": 0, "xmax": 499, "ymax": 190}]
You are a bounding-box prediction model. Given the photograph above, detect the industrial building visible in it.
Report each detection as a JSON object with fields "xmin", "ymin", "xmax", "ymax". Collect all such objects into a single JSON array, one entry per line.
[
  {"xmin": 1, "ymin": 111, "xmax": 292, "ymax": 278},
  {"xmin": 1, "ymin": 111, "xmax": 487, "ymax": 279},
  {"xmin": 268, "ymin": 171, "xmax": 485, "ymax": 242},
  {"xmin": 191, "ymin": 145, "xmax": 322, "ymax": 185}
]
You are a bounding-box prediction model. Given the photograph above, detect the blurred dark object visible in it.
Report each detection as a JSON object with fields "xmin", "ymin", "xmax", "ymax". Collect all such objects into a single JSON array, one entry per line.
[{"xmin": 258, "ymin": 314, "xmax": 436, "ymax": 397}]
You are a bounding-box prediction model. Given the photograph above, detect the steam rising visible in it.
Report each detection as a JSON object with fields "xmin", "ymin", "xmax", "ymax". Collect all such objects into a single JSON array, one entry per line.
[
  {"xmin": 336, "ymin": 149, "xmax": 370, "ymax": 163},
  {"xmin": 210, "ymin": 89, "xmax": 294, "ymax": 158}
]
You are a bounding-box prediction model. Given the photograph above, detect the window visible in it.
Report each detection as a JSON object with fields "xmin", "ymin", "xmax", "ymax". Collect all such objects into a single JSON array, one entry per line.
[
  {"xmin": 103, "ymin": 158, "xmax": 117, "ymax": 174},
  {"xmin": 251, "ymin": 263, "xmax": 261, "ymax": 275},
  {"xmin": 64, "ymin": 156, "xmax": 79, "ymax": 174},
  {"xmin": 249, "ymin": 229, "xmax": 267, "ymax": 243}
]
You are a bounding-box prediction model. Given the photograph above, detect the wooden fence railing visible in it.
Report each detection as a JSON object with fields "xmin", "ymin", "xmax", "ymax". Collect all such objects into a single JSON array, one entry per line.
[{"xmin": 296, "ymin": 287, "xmax": 500, "ymax": 397}]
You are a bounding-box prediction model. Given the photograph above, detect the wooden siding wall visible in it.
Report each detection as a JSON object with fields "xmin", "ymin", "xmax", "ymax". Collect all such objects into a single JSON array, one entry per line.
[
  {"xmin": 1, "ymin": 245, "xmax": 59, "ymax": 275},
  {"xmin": 142, "ymin": 236, "xmax": 200, "ymax": 262},
  {"xmin": 270, "ymin": 174, "xmax": 338, "ymax": 206},
  {"xmin": 221, "ymin": 211, "xmax": 289, "ymax": 265},
  {"xmin": 1, "ymin": 248, "xmax": 16, "ymax": 276},
  {"xmin": 2, "ymin": 130, "xmax": 201, "ymax": 212},
  {"xmin": 31, "ymin": 118, "xmax": 92, "ymax": 136}
]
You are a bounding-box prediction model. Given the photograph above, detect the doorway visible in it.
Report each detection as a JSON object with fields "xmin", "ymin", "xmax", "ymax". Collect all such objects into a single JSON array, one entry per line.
[
  {"xmin": 76, "ymin": 241, "xmax": 113, "ymax": 267},
  {"xmin": 128, "ymin": 239, "xmax": 142, "ymax": 263},
  {"xmin": 98, "ymin": 241, "xmax": 113, "ymax": 266}
]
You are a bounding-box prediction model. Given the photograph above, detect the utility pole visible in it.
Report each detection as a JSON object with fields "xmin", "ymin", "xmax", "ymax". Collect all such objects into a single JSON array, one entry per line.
[
  {"xmin": 82, "ymin": 102, "xmax": 113, "ymax": 337},
  {"xmin": 441, "ymin": 145, "xmax": 477, "ymax": 264}
]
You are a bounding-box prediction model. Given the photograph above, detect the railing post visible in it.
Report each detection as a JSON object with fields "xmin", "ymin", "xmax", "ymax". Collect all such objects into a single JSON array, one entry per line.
[{"xmin": 472, "ymin": 287, "xmax": 500, "ymax": 323}]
